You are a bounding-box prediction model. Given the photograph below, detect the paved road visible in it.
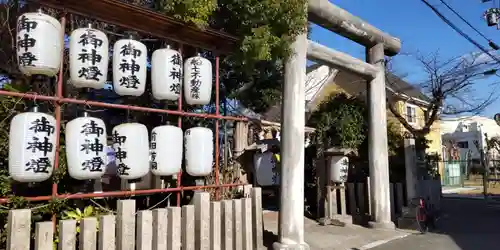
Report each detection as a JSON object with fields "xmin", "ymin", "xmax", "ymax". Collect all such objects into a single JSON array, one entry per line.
[{"xmin": 370, "ymin": 198, "xmax": 500, "ymax": 250}]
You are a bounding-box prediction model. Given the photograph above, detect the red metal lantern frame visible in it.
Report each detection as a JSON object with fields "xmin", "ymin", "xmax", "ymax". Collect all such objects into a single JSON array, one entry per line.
[{"xmin": 0, "ymin": 13, "xmax": 248, "ymax": 206}]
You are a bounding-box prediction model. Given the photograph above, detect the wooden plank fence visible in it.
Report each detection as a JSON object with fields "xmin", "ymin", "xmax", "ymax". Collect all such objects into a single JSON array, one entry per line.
[
  {"xmin": 5, "ymin": 187, "xmax": 264, "ymax": 250},
  {"xmin": 326, "ymin": 179, "xmax": 442, "ymax": 225}
]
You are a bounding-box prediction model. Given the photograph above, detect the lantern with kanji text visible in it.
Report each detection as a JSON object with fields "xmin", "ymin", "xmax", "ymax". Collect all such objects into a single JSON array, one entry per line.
[
  {"xmin": 69, "ymin": 24, "xmax": 109, "ymax": 89},
  {"xmin": 16, "ymin": 10, "xmax": 63, "ymax": 77},
  {"xmin": 9, "ymin": 107, "xmax": 56, "ymax": 182},
  {"xmin": 150, "ymin": 124, "xmax": 183, "ymax": 176},
  {"xmin": 151, "ymin": 46, "xmax": 182, "ymax": 101},
  {"xmin": 112, "ymin": 37, "xmax": 147, "ymax": 96},
  {"xmin": 112, "ymin": 123, "xmax": 150, "ymax": 179},
  {"xmin": 65, "ymin": 112, "xmax": 107, "ymax": 180},
  {"xmin": 183, "ymin": 55, "xmax": 212, "ymax": 105},
  {"xmin": 328, "ymin": 156, "xmax": 349, "ymax": 183}
]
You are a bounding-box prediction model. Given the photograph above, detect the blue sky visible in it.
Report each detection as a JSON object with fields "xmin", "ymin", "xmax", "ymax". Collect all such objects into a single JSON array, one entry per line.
[{"xmin": 310, "ymin": 0, "xmax": 500, "ymax": 117}]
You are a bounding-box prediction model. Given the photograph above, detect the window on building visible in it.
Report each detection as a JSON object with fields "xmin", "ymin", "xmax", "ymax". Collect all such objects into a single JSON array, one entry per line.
[
  {"xmin": 406, "ymin": 105, "xmax": 417, "ymax": 123},
  {"xmin": 457, "ymin": 141, "xmax": 469, "ymax": 148}
]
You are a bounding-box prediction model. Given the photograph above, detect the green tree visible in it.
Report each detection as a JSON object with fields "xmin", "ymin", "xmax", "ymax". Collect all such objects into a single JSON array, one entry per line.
[
  {"xmin": 153, "ymin": 0, "xmax": 308, "ymax": 112},
  {"xmin": 307, "ymin": 93, "xmax": 407, "ymax": 182},
  {"xmin": 308, "ymin": 93, "xmax": 367, "ymax": 150}
]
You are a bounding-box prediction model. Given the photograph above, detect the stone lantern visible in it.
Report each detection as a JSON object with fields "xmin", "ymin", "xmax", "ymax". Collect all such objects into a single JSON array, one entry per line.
[
  {"xmin": 324, "ymin": 147, "xmax": 356, "ymax": 185},
  {"xmin": 318, "ymin": 147, "xmax": 357, "ymax": 226}
]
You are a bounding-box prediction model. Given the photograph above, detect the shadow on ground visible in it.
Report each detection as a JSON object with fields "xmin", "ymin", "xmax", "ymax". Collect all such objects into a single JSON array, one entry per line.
[
  {"xmin": 369, "ymin": 195, "xmax": 500, "ymax": 250},
  {"xmin": 263, "ymin": 230, "xmax": 279, "ymax": 250},
  {"xmin": 262, "ymin": 194, "xmax": 500, "ymax": 249},
  {"xmin": 437, "ymin": 196, "xmax": 500, "ymax": 250},
  {"xmin": 262, "ymin": 211, "xmax": 408, "ymax": 249},
  {"xmin": 260, "ymin": 187, "xmax": 408, "ymax": 249}
]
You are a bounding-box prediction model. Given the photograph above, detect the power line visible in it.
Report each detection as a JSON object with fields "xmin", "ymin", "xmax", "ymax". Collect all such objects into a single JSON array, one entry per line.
[
  {"xmin": 439, "ymin": 0, "xmax": 491, "ymax": 42},
  {"xmin": 439, "ymin": 0, "xmax": 500, "ymax": 50},
  {"xmin": 420, "ymin": 0, "xmax": 500, "ymax": 64}
]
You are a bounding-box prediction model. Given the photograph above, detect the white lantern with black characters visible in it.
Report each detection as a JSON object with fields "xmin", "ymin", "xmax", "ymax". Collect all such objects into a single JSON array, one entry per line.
[
  {"xmin": 185, "ymin": 127, "xmax": 213, "ymax": 176},
  {"xmin": 16, "ymin": 10, "xmax": 63, "ymax": 77},
  {"xmin": 150, "ymin": 125, "xmax": 183, "ymax": 176},
  {"xmin": 9, "ymin": 107, "xmax": 56, "ymax": 182},
  {"xmin": 183, "ymin": 55, "xmax": 212, "ymax": 105},
  {"xmin": 69, "ymin": 24, "xmax": 109, "ymax": 89},
  {"xmin": 113, "ymin": 38, "xmax": 147, "ymax": 96},
  {"xmin": 65, "ymin": 113, "xmax": 107, "ymax": 180},
  {"xmin": 151, "ymin": 46, "xmax": 182, "ymax": 100},
  {"xmin": 329, "ymin": 156, "xmax": 349, "ymax": 183},
  {"xmin": 112, "ymin": 123, "xmax": 149, "ymax": 179}
]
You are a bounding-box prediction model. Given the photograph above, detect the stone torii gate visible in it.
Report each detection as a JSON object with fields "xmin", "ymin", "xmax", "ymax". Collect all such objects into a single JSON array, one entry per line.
[{"xmin": 275, "ymin": 1, "xmax": 401, "ymax": 249}]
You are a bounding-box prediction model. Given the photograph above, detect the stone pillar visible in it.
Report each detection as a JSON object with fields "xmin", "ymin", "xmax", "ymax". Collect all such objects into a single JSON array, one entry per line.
[
  {"xmin": 272, "ymin": 15, "xmax": 310, "ymax": 250},
  {"xmin": 404, "ymin": 138, "xmax": 418, "ymax": 200},
  {"xmin": 366, "ymin": 43, "xmax": 395, "ymax": 230}
]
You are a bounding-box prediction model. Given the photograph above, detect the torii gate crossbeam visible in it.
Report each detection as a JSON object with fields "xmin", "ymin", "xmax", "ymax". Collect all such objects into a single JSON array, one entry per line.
[{"xmin": 274, "ymin": 1, "xmax": 401, "ymax": 249}]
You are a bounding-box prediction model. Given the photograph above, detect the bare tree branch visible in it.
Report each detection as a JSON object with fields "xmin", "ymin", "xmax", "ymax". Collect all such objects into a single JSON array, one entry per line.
[{"xmin": 386, "ymin": 51, "xmax": 499, "ymax": 137}]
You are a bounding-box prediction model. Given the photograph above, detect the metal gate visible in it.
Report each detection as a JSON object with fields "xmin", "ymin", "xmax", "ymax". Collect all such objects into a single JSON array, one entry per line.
[{"xmin": 442, "ymin": 160, "xmax": 465, "ymax": 187}]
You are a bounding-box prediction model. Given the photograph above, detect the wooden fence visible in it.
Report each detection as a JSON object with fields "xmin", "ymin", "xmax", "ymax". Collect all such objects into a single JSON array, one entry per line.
[
  {"xmin": 5, "ymin": 187, "xmax": 264, "ymax": 250},
  {"xmin": 325, "ymin": 179, "xmax": 442, "ymax": 225}
]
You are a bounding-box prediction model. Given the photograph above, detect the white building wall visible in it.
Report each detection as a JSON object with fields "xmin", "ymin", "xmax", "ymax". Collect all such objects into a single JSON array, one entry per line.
[{"xmin": 441, "ymin": 116, "xmax": 500, "ymax": 160}]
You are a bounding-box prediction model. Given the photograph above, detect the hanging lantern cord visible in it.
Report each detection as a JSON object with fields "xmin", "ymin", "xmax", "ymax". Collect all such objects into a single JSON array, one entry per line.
[
  {"xmin": 83, "ymin": 100, "xmax": 92, "ymax": 111},
  {"xmin": 82, "ymin": 88, "xmax": 93, "ymax": 113},
  {"xmin": 30, "ymin": 91, "xmax": 38, "ymax": 110}
]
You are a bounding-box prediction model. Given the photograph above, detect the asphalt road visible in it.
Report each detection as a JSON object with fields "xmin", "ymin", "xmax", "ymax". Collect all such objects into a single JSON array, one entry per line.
[{"xmin": 370, "ymin": 198, "xmax": 500, "ymax": 250}]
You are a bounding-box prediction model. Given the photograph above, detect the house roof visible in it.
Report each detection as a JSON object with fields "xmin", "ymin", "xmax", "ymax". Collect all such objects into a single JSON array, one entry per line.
[
  {"xmin": 329, "ymin": 71, "xmax": 431, "ymax": 104},
  {"xmin": 260, "ymin": 65, "xmax": 431, "ymax": 123},
  {"xmin": 386, "ymin": 73, "xmax": 431, "ymax": 103}
]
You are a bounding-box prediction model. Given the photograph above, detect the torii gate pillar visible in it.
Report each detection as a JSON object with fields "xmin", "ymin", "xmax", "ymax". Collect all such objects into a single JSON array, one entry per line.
[
  {"xmin": 272, "ymin": 23, "xmax": 310, "ymax": 250},
  {"xmin": 366, "ymin": 43, "xmax": 396, "ymax": 229}
]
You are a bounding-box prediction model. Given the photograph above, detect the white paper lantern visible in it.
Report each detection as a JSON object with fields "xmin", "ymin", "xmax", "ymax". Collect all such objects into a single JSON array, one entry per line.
[
  {"xmin": 69, "ymin": 25, "xmax": 109, "ymax": 89},
  {"xmin": 112, "ymin": 39, "xmax": 147, "ymax": 96},
  {"xmin": 9, "ymin": 109, "xmax": 56, "ymax": 182},
  {"xmin": 112, "ymin": 123, "xmax": 149, "ymax": 179},
  {"xmin": 16, "ymin": 11, "xmax": 63, "ymax": 77},
  {"xmin": 185, "ymin": 127, "xmax": 213, "ymax": 176},
  {"xmin": 65, "ymin": 115, "xmax": 107, "ymax": 180},
  {"xmin": 183, "ymin": 55, "xmax": 212, "ymax": 105},
  {"xmin": 151, "ymin": 47, "xmax": 182, "ymax": 101},
  {"xmin": 150, "ymin": 125, "xmax": 183, "ymax": 176},
  {"xmin": 253, "ymin": 152, "xmax": 280, "ymax": 186},
  {"xmin": 329, "ymin": 156, "xmax": 349, "ymax": 183}
]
